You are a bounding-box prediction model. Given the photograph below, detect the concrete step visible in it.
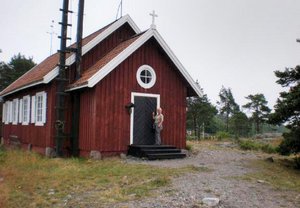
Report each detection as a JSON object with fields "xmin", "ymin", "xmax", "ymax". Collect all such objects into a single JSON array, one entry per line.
[
  {"xmin": 128, "ymin": 144, "xmax": 186, "ymax": 160},
  {"xmin": 147, "ymin": 152, "xmax": 186, "ymax": 160}
]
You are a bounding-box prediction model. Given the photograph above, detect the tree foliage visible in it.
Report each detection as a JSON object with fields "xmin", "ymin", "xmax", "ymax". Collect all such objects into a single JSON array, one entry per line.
[
  {"xmin": 217, "ymin": 86, "xmax": 239, "ymax": 132},
  {"xmin": 187, "ymin": 93, "xmax": 217, "ymax": 137},
  {"xmin": 243, "ymin": 94, "xmax": 271, "ymax": 134},
  {"xmin": 229, "ymin": 111, "xmax": 250, "ymax": 137},
  {"xmin": 0, "ymin": 53, "xmax": 36, "ymax": 91},
  {"xmin": 269, "ymin": 66, "xmax": 300, "ymax": 154}
]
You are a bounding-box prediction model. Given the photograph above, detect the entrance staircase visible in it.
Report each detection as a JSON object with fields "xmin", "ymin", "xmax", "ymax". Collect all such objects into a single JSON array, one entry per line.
[{"xmin": 128, "ymin": 145, "xmax": 186, "ymax": 160}]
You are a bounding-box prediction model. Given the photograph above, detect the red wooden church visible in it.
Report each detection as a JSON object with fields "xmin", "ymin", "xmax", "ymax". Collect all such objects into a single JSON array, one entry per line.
[{"xmin": 0, "ymin": 15, "xmax": 201, "ymax": 158}]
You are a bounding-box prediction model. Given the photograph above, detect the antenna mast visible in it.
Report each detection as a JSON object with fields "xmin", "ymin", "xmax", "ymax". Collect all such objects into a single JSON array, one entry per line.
[
  {"xmin": 47, "ymin": 20, "xmax": 57, "ymax": 55},
  {"xmin": 116, "ymin": 0, "xmax": 123, "ymax": 19}
]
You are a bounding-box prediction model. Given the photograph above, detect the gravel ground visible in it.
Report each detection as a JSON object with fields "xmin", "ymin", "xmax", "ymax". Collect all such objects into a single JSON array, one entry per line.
[{"xmin": 110, "ymin": 142, "xmax": 300, "ymax": 208}]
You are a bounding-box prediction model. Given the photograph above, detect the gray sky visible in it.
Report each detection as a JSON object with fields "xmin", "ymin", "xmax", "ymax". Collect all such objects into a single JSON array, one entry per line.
[{"xmin": 1, "ymin": 0, "xmax": 300, "ymax": 109}]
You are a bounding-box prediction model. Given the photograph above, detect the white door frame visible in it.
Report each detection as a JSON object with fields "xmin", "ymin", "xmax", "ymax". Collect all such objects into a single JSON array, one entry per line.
[{"xmin": 130, "ymin": 92, "xmax": 160, "ymax": 145}]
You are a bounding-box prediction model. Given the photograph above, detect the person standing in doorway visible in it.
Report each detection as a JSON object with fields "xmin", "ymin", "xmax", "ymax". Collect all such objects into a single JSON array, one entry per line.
[{"xmin": 152, "ymin": 107, "xmax": 164, "ymax": 145}]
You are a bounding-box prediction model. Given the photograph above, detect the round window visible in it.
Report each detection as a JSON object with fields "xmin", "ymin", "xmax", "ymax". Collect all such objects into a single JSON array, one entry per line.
[{"xmin": 136, "ymin": 65, "xmax": 156, "ymax": 89}]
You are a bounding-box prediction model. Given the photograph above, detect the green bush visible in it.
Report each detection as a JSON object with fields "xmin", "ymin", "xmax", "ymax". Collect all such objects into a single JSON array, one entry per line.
[
  {"xmin": 216, "ymin": 131, "xmax": 231, "ymax": 140},
  {"xmin": 278, "ymin": 129, "xmax": 300, "ymax": 155},
  {"xmin": 261, "ymin": 144, "xmax": 278, "ymax": 154},
  {"xmin": 238, "ymin": 139, "xmax": 278, "ymax": 154},
  {"xmin": 238, "ymin": 140, "xmax": 260, "ymax": 151},
  {"xmin": 186, "ymin": 143, "xmax": 192, "ymax": 151}
]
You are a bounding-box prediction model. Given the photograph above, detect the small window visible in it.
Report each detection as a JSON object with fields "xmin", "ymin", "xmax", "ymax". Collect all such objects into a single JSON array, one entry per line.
[
  {"xmin": 4, "ymin": 102, "xmax": 10, "ymax": 124},
  {"xmin": 31, "ymin": 96, "xmax": 36, "ymax": 123},
  {"xmin": 136, "ymin": 65, "xmax": 156, "ymax": 89},
  {"xmin": 22, "ymin": 96, "xmax": 30, "ymax": 125},
  {"xmin": 35, "ymin": 92, "xmax": 47, "ymax": 126},
  {"xmin": 12, "ymin": 99, "xmax": 19, "ymax": 125},
  {"xmin": 19, "ymin": 99, "xmax": 23, "ymax": 123},
  {"xmin": 9, "ymin": 101, "xmax": 12, "ymax": 123}
]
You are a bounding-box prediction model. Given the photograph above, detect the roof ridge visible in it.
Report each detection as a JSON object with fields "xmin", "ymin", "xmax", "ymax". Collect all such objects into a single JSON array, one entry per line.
[{"xmin": 0, "ymin": 15, "xmax": 139, "ymax": 97}]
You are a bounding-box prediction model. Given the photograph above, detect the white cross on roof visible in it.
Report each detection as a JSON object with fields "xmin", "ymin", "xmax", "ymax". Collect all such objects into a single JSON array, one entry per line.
[{"xmin": 150, "ymin": 10, "xmax": 158, "ymax": 29}]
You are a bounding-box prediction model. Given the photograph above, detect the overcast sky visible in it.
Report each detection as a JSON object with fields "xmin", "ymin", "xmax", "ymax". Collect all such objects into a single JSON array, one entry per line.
[{"xmin": 1, "ymin": 0, "xmax": 300, "ymax": 109}]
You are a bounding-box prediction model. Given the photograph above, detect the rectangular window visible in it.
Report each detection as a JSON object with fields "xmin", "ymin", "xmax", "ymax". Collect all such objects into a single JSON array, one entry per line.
[
  {"xmin": 19, "ymin": 99, "xmax": 23, "ymax": 123},
  {"xmin": 31, "ymin": 96, "xmax": 36, "ymax": 123},
  {"xmin": 12, "ymin": 99, "xmax": 19, "ymax": 125},
  {"xmin": 22, "ymin": 96, "xmax": 30, "ymax": 125},
  {"xmin": 35, "ymin": 92, "xmax": 47, "ymax": 126},
  {"xmin": 8, "ymin": 101, "xmax": 12, "ymax": 123},
  {"xmin": 4, "ymin": 102, "xmax": 10, "ymax": 124}
]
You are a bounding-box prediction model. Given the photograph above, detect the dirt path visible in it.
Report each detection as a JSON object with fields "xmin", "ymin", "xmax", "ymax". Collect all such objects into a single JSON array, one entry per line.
[{"xmin": 112, "ymin": 142, "xmax": 299, "ymax": 208}]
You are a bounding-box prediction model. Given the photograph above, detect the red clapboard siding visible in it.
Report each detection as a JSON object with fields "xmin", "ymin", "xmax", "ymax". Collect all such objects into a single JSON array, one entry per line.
[
  {"xmin": 2, "ymin": 83, "xmax": 56, "ymax": 151},
  {"xmin": 77, "ymin": 38, "xmax": 188, "ymax": 155},
  {"xmin": 68, "ymin": 23, "xmax": 137, "ymax": 84}
]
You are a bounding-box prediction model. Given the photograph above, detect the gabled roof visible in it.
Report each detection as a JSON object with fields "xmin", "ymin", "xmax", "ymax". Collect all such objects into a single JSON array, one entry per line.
[
  {"xmin": 0, "ymin": 15, "xmax": 140, "ymax": 97},
  {"xmin": 67, "ymin": 28, "xmax": 202, "ymax": 97}
]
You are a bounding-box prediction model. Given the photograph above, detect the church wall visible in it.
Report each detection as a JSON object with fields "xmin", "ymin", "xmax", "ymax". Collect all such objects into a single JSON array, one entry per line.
[{"xmin": 78, "ymin": 38, "xmax": 188, "ymax": 155}]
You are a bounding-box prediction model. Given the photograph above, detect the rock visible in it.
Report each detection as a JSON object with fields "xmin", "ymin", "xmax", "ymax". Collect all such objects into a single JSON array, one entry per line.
[
  {"xmin": 181, "ymin": 149, "xmax": 190, "ymax": 157},
  {"xmin": 202, "ymin": 197, "xmax": 220, "ymax": 207},
  {"xmin": 257, "ymin": 180, "xmax": 266, "ymax": 184},
  {"xmin": 265, "ymin": 157, "xmax": 274, "ymax": 163},
  {"xmin": 90, "ymin": 150, "xmax": 102, "ymax": 160},
  {"xmin": 120, "ymin": 153, "xmax": 127, "ymax": 159},
  {"xmin": 0, "ymin": 177, "xmax": 4, "ymax": 182},
  {"xmin": 45, "ymin": 147, "xmax": 56, "ymax": 158},
  {"xmin": 48, "ymin": 189, "xmax": 55, "ymax": 195}
]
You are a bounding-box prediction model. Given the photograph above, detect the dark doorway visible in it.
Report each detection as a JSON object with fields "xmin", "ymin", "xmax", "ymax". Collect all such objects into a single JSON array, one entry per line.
[{"xmin": 133, "ymin": 96, "xmax": 157, "ymax": 144}]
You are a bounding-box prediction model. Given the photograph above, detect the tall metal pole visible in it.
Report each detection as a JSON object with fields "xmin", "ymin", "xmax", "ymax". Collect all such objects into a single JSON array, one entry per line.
[
  {"xmin": 55, "ymin": 0, "xmax": 70, "ymax": 157},
  {"xmin": 75, "ymin": 0, "xmax": 84, "ymax": 80},
  {"xmin": 71, "ymin": 0, "xmax": 85, "ymax": 156}
]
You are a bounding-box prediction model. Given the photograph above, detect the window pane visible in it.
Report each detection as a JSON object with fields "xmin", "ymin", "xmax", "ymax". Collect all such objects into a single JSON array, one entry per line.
[{"xmin": 146, "ymin": 70, "xmax": 151, "ymax": 77}]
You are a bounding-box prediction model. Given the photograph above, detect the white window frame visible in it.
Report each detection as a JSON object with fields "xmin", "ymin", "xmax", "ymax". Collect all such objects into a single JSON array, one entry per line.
[
  {"xmin": 35, "ymin": 91, "xmax": 47, "ymax": 126},
  {"xmin": 136, "ymin": 65, "xmax": 157, "ymax": 89},
  {"xmin": 12, "ymin": 99, "xmax": 19, "ymax": 125},
  {"xmin": 22, "ymin": 95, "xmax": 30, "ymax": 125}
]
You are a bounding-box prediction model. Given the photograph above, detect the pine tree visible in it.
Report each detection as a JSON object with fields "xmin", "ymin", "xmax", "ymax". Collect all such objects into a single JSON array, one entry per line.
[
  {"xmin": 269, "ymin": 66, "xmax": 300, "ymax": 154},
  {"xmin": 0, "ymin": 53, "xmax": 36, "ymax": 91},
  {"xmin": 243, "ymin": 94, "xmax": 271, "ymax": 134},
  {"xmin": 217, "ymin": 86, "xmax": 239, "ymax": 132},
  {"xmin": 187, "ymin": 93, "xmax": 217, "ymax": 138}
]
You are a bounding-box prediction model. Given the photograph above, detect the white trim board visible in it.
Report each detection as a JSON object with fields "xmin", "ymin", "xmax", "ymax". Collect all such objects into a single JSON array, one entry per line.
[
  {"xmin": 130, "ymin": 92, "xmax": 160, "ymax": 145},
  {"xmin": 0, "ymin": 15, "xmax": 140, "ymax": 97}
]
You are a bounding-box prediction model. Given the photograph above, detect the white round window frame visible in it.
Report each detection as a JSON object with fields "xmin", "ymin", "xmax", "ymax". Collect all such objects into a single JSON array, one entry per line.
[{"xmin": 136, "ymin": 65, "xmax": 156, "ymax": 89}]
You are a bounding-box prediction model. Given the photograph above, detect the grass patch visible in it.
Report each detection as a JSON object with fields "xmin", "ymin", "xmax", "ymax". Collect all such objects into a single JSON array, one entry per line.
[
  {"xmin": 240, "ymin": 159, "xmax": 300, "ymax": 192},
  {"xmin": 0, "ymin": 149, "xmax": 193, "ymax": 207}
]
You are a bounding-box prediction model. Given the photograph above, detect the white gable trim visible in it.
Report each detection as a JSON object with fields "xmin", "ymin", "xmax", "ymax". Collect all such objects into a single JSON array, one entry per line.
[
  {"xmin": 0, "ymin": 15, "xmax": 140, "ymax": 97},
  {"xmin": 69, "ymin": 29, "xmax": 202, "ymax": 97}
]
